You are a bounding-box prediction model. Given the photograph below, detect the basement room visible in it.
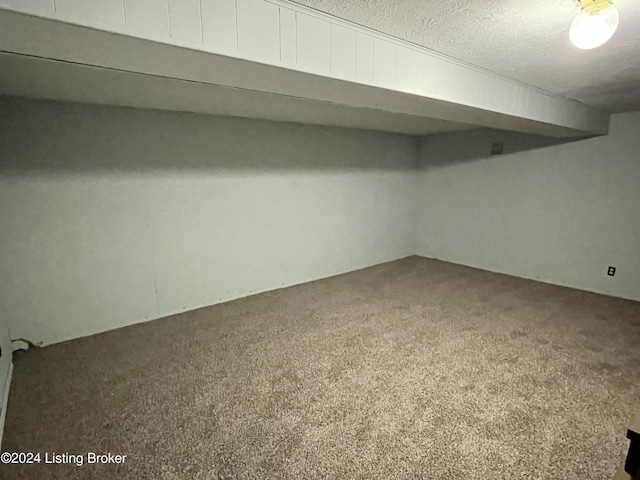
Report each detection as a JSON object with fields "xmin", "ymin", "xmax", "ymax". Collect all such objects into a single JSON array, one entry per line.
[{"xmin": 0, "ymin": 0, "xmax": 639, "ymax": 478}]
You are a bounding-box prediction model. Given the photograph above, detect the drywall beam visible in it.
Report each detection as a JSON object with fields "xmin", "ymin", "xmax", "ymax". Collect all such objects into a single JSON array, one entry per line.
[{"xmin": 0, "ymin": 4, "xmax": 609, "ymax": 136}]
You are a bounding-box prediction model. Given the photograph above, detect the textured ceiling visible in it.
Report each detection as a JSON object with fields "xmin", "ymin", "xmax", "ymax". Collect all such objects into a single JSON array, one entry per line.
[{"xmin": 293, "ymin": 0, "xmax": 640, "ymax": 113}]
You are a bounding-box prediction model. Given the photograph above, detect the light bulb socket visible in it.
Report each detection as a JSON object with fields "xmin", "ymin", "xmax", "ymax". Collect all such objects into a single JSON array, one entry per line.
[{"xmin": 579, "ymin": 0, "xmax": 614, "ymax": 14}]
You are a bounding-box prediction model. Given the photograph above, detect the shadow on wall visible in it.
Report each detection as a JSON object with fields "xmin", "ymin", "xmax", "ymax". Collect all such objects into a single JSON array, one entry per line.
[
  {"xmin": 0, "ymin": 96, "xmax": 419, "ymax": 173},
  {"xmin": 419, "ymin": 127, "xmax": 600, "ymax": 170}
]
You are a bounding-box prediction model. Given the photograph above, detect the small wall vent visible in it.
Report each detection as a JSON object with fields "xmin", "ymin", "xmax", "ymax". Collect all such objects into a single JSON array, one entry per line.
[{"xmin": 491, "ymin": 142, "xmax": 504, "ymax": 155}]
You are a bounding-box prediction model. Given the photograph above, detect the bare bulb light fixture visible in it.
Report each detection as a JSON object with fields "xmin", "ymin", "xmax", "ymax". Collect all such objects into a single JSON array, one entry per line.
[{"xmin": 570, "ymin": 0, "xmax": 620, "ymax": 49}]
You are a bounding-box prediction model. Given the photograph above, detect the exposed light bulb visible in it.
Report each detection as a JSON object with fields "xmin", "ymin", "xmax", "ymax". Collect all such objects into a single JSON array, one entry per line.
[{"xmin": 570, "ymin": 2, "xmax": 619, "ymax": 50}]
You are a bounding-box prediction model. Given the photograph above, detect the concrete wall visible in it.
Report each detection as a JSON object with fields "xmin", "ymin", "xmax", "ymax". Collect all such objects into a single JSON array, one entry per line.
[
  {"xmin": 0, "ymin": 97, "xmax": 418, "ymax": 345},
  {"xmin": 415, "ymin": 114, "xmax": 640, "ymax": 301}
]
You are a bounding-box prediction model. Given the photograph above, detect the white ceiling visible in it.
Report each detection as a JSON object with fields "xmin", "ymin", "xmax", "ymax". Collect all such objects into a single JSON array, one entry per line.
[{"xmin": 293, "ymin": 0, "xmax": 640, "ymax": 113}]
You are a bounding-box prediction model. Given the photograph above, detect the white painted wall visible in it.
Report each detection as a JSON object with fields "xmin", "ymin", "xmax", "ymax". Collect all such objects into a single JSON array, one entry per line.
[
  {"xmin": 0, "ymin": 97, "xmax": 418, "ymax": 345},
  {"xmin": 415, "ymin": 114, "xmax": 640, "ymax": 302},
  {"xmin": 2, "ymin": 96, "xmax": 637, "ymax": 347}
]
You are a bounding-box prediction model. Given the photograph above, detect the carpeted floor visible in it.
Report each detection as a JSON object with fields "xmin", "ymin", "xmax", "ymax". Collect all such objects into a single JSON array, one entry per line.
[{"xmin": 3, "ymin": 256, "xmax": 640, "ymax": 479}]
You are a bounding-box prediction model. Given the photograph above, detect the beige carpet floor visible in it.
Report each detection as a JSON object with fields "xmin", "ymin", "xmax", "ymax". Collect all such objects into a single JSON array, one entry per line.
[{"xmin": 3, "ymin": 257, "xmax": 640, "ymax": 479}]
